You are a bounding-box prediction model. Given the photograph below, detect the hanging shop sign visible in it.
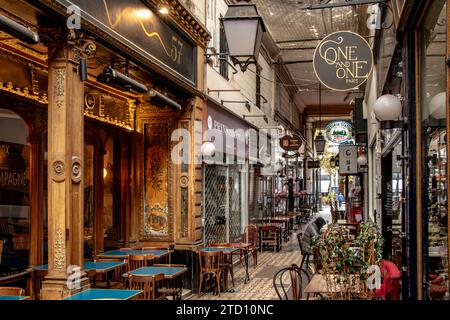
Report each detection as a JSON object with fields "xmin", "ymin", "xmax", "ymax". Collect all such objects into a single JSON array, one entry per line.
[
  {"xmin": 313, "ymin": 31, "xmax": 373, "ymax": 91},
  {"xmin": 55, "ymin": 0, "xmax": 196, "ymax": 84},
  {"xmin": 279, "ymin": 135, "xmax": 302, "ymax": 152},
  {"xmin": 203, "ymin": 101, "xmax": 251, "ymax": 161},
  {"xmin": 339, "ymin": 144, "xmax": 358, "ymax": 175},
  {"xmin": 325, "ymin": 121, "xmax": 353, "ymax": 144},
  {"xmin": 307, "ymin": 160, "xmax": 321, "ymax": 169}
]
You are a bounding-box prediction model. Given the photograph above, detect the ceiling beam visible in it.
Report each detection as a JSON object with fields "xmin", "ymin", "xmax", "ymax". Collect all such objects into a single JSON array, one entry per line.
[
  {"xmin": 298, "ymin": 0, "xmax": 388, "ymax": 10},
  {"xmin": 304, "ymin": 104, "xmax": 354, "ymax": 116}
]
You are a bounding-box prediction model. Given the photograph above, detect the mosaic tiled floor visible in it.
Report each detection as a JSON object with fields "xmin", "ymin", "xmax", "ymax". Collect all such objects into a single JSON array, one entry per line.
[
  {"xmin": 190, "ymin": 208, "xmax": 332, "ymax": 300},
  {"xmin": 189, "ymin": 231, "xmax": 306, "ymax": 300}
]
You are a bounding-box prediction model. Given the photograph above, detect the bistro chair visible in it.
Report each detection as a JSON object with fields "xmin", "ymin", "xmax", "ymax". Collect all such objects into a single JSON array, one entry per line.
[
  {"xmin": 91, "ymin": 258, "xmax": 129, "ymax": 289},
  {"xmin": 153, "ymin": 263, "xmax": 186, "ymax": 300},
  {"xmin": 128, "ymin": 273, "xmax": 166, "ymax": 300},
  {"xmin": 141, "ymin": 246, "xmax": 172, "ymax": 263},
  {"xmin": 209, "ymin": 243, "xmax": 235, "ymax": 289},
  {"xmin": 242, "ymin": 225, "xmax": 258, "ymax": 267},
  {"xmin": 129, "ymin": 254, "xmax": 151, "ymax": 271},
  {"xmin": 31, "ymin": 268, "xmax": 48, "ymax": 300},
  {"xmin": 260, "ymin": 225, "xmax": 279, "ymax": 252},
  {"xmin": 0, "ymin": 286, "xmax": 25, "ymax": 296},
  {"xmin": 198, "ymin": 250, "xmax": 224, "ymax": 296},
  {"xmin": 296, "ymin": 233, "xmax": 313, "ymax": 274},
  {"xmin": 273, "ymin": 264, "xmax": 310, "ymax": 300}
]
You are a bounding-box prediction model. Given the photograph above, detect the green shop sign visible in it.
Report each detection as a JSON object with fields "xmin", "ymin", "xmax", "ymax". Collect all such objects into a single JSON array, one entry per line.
[{"xmin": 325, "ymin": 121, "xmax": 352, "ymax": 144}]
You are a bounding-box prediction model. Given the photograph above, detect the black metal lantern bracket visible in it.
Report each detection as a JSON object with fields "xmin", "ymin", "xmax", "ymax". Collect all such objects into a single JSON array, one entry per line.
[
  {"xmin": 243, "ymin": 114, "xmax": 268, "ymax": 123},
  {"xmin": 204, "ymin": 49, "xmax": 238, "ymax": 75},
  {"xmin": 222, "ymin": 100, "xmax": 251, "ymax": 111},
  {"xmin": 379, "ymin": 117, "xmax": 408, "ymax": 130}
]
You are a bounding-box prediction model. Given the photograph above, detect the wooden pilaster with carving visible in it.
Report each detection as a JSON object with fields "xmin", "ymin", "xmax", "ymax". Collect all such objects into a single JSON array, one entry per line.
[{"xmin": 40, "ymin": 29, "xmax": 95, "ymax": 300}]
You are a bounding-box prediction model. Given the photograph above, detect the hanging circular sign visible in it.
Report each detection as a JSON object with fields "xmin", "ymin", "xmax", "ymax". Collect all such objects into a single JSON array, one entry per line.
[
  {"xmin": 325, "ymin": 121, "xmax": 352, "ymax": 144},
  {"xmin": 313, "ymin": 31, "xmax": 373, "ymax": 91}
]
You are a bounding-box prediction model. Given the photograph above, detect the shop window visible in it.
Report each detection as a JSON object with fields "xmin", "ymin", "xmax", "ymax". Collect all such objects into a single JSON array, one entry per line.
[
  {"xmin": 419, "ymin": 0, "xmax": 448, "ymax": 300},
  {"xmin": 0, "ymin": 109, "xmax": 30, "ymax": 274}
]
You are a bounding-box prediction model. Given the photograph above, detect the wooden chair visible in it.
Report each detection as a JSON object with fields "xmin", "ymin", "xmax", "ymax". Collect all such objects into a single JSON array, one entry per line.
[
  {"xmin": 273, "ymin": 264, "xmax": 310, "ymax": 300},
  {"xmin": 32, "ymin": 268, "xmax": 48, "ymax": 300},
  {"xmin": 141, "ymin": 246, "xmax": 171, "ymax": 263},
  {"xmin": 296, "ymin": 233, "xmax": 312, "ymax": 273},
  {"xmin": 129, "ymin": 254, "xmax": 149, "ymax": 271},
  {"xmin": 153, "ymin": 264, "xmax": 186, "ymax": 300},
  {"xmin": 128, "ymin": 273, "xmax": 166, "ymax": 300},
  {"xmin": 0, "ymin": 286, "xmax": 25, "ymax": 296},
  {"xmin": 260, "ymin": 225, "xmax": 279, "ymax": 252},
  {"xmin": 242, "ymin": 225, "xmax": 258, "ymax": 267},
  {"xmin": 198, "ymin": 250, "xmax": 223, "ymax": 296},
  {"xmin": 91, "ymin": 258, "xmax": 129, "ymax": 289},
  {"xmin": 209, "ymin": 243, "xmax": 234, "ymax": 289}
]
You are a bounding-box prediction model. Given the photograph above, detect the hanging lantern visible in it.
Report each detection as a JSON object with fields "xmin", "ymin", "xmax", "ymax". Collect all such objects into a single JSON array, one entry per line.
[
  {"xmin": 314, "ymin": 132, "xmax": 326, "ymax": 154},
  {"xmin": 221, "ymin": 0, "xmax": 266, "ymax": 72},
  {"xmin": 357, "ymin": 155, "xmax": 368, "ymax": 167}
]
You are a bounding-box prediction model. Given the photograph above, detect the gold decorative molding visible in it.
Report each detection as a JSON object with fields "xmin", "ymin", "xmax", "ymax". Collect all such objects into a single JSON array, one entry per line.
[
  {"xmin": 84, "ymin": 110, "xmax": 132, "ymax": 130},
  {"xmin": 0, "ymin": 81, "xmax": 48, "ymax": 104},
  {"xmin": 54, "ymin": 228, "xmax": 66, "ymax": 271},
  {"xmin": 165, "ymin": 0, "xmax": 211, "ymax": 48}
]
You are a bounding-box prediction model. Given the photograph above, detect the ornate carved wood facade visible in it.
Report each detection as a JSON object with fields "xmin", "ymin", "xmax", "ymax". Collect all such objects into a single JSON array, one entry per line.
[{"xmin": 0, "ymin": 0, "xmax": 208, "ymax": 298}]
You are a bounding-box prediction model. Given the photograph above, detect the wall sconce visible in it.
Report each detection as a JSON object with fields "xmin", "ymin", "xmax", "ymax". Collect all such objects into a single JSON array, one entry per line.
[
  {"xmin": 201, "ymin": 141, "xmax": 216, "ymax": 158},
  {"xmin": 373, "ymin": 94, "xmax": 406, "ymax": 129},
  {"xmin": 0, "ymin": 13, "xmax": 39, "ymax": 44}
]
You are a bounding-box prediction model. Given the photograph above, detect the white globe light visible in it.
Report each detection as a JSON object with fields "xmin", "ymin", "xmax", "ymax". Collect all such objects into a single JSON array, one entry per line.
[
  {"xmin": 357, "ymin": 155, "xmax": 368, "ymax": 167},
  {"xmin": 429, "ymin": 92, "xmax": 446, "ymax": 119},
  {"xmin": 201, "ymin": 142, "xmax": 216, "ymax": 157},
  {"xmin": 373, "ymin": 94, "xmax": 402, "ymax": 121}
]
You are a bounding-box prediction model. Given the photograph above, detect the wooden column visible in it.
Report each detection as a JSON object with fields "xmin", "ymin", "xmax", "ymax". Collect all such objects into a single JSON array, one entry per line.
[{"xmin": 40, "ymin": 29, "xmax": 95, "ymax": 300}]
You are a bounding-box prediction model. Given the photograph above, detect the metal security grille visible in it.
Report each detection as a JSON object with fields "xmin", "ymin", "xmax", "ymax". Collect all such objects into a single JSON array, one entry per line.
[
  {"xmin": 228, "ymin": 166, "xmax": 242, "ymax": 242},
  {"xmin": 204, "ymin": 165, "xmax": 228, "ymax": 244}
]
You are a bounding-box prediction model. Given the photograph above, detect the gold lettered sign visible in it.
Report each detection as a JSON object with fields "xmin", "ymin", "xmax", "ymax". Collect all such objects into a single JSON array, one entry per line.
[{"xmin": 313, "ymin": 31, "xmax": 373, "ymax": 91}]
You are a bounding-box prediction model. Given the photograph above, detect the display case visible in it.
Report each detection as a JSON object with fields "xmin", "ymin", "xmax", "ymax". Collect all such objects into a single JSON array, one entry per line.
[{"xmin": 426, "ymin": 129, "xmax": 448, "ymax": 299}]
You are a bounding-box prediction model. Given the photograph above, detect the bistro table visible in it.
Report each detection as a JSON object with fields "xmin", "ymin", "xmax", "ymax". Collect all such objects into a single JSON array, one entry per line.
[
  {"xmin": 304, "ymin": 274, "xmax": 362, "ymax": 299},
  {"xmin": 123, "ymin": 266, "xmax": 188, "ymax": 299},
  {"xmin": 97, "ymin": 249, "xmax": 172, "ymax": 263},
  {"xmin": 257, "ymin": 222, "xmax": 283, "ymax": 251},
  {"xmin": 229, "ymin": 243, "xmax": 252, "ymax": 284},
  {"xmin": 63, "ymin": 289, "xmax": 142, "ymax": 300},
  {"xmin": 0, "ymin": 296, "xmax": 29, "ymax": 300},
  {"xmin": 33, "ymin": 261, "xmax": 127, "ymax": 288},
  {"xmin": 199, "ymin": 247, "xmax": 239, "ymax": 291}
]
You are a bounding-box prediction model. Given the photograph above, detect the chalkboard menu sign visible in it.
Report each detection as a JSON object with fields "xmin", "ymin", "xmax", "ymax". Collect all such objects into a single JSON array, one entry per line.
[
  {"xmin": 0, "ymin": 141, "xmax": 29, "ymax": 205},
  {"xmin": 57, "ymin": 0, "xmax": 196, "ymax": 84}
]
